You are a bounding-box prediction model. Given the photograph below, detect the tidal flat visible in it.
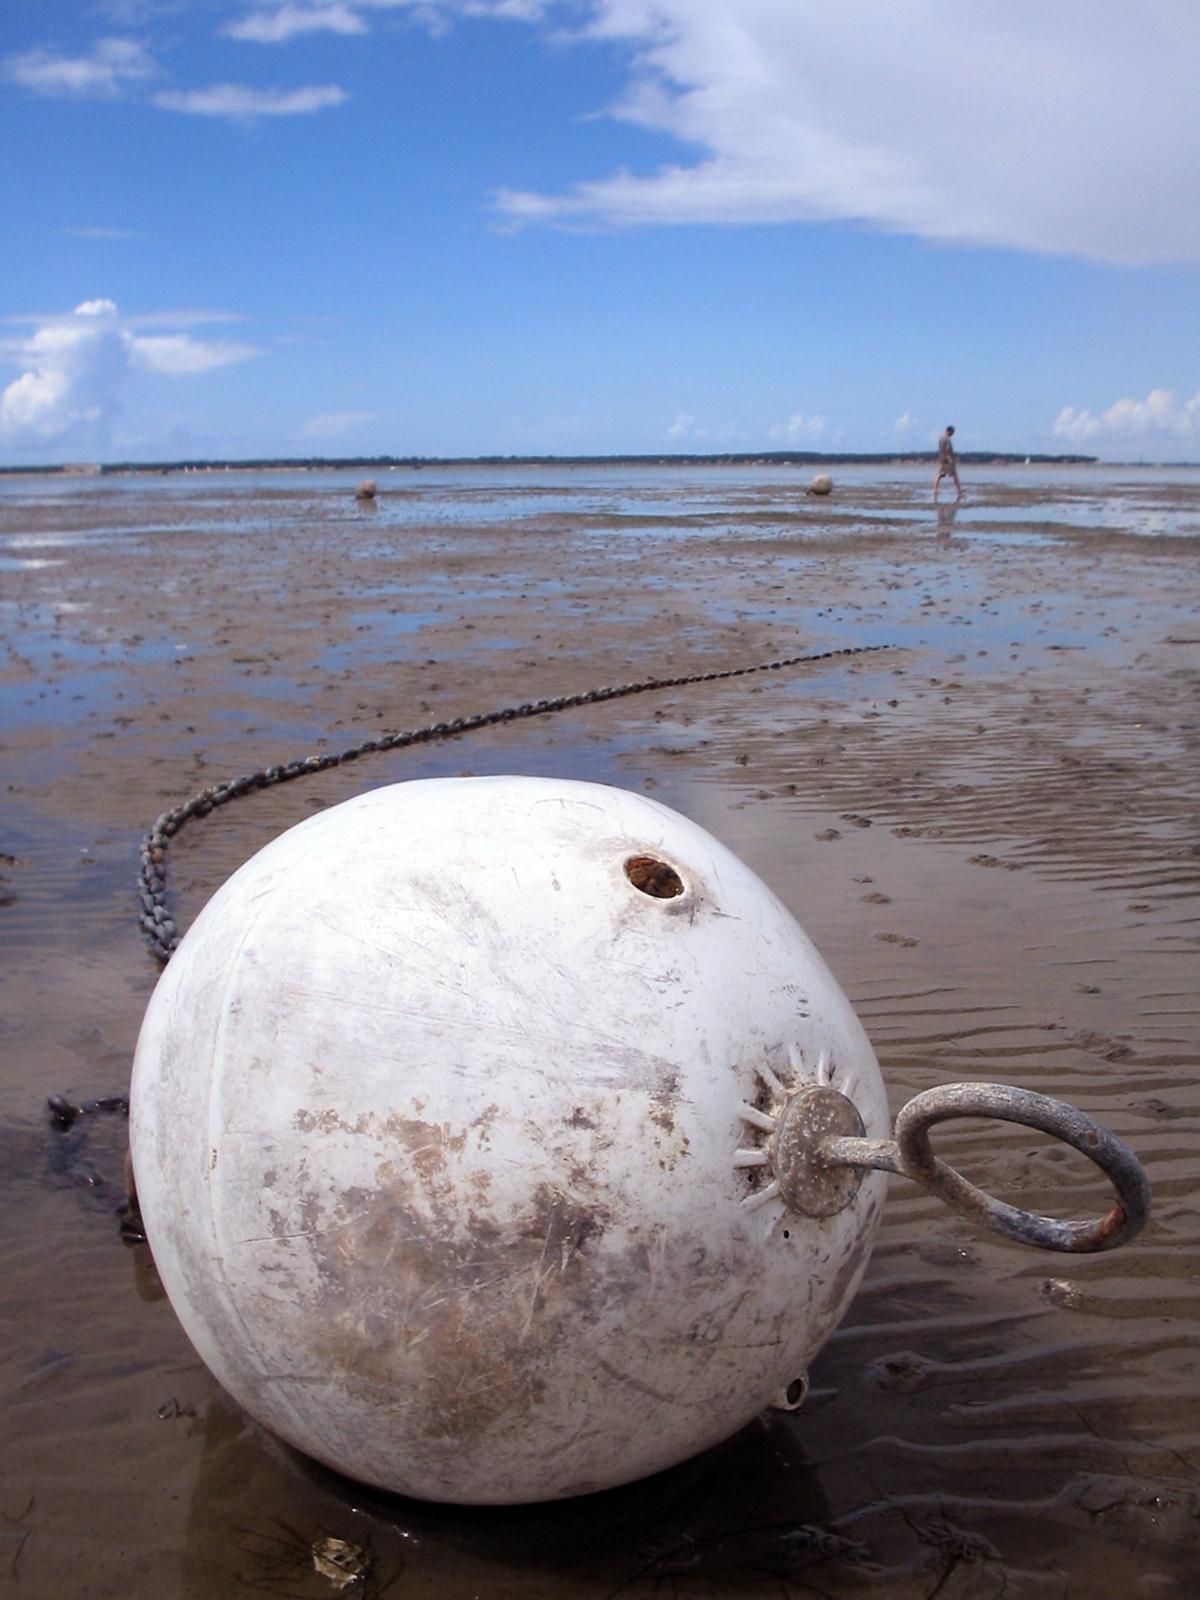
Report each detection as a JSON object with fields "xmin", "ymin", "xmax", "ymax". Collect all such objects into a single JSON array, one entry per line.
[{"xmin": 1, "ymin": 463, "xmax": 1198, "ymax": 1597}]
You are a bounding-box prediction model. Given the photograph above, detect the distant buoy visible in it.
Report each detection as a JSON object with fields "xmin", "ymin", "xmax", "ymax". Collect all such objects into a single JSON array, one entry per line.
[
  {"xmin": 808, "ymin": 474, "xmax": 833, "ymax": 496},
  {"xmin": 131, "ymin": 776, "xmax": 889, "ymax": 1504},
  {"xmin": 354, "ymin": 479, "xmax": 378, "ymax": 500}
]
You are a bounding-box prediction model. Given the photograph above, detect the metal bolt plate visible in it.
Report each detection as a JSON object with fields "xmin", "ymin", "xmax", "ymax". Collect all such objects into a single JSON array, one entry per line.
[{"xmin": 771, "ymin": 1084, "xmax": 866, "ymax": 1218}]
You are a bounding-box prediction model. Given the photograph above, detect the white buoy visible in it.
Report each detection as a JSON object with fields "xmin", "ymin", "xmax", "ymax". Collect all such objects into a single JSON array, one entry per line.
[
  {"xmin": 131, "ymin": 776, "xmax": 889, "ymax": 1503},
  {"xmin": 808, "ymin": 473, "xmax": 833, "ymax": 496}
]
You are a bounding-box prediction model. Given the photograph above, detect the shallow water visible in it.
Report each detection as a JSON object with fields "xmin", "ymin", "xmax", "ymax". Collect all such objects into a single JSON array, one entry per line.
[
  {"xmin": 1, "ymin": 466, "xmax": 1197, "ymax": 1597},
  {"xmin": 3, "ymin": 460, "xmax": 1199, "ymax": 544}
]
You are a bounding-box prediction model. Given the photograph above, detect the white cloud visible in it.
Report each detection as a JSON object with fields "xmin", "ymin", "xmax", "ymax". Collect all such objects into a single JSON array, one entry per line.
[
  {"xmin": 10, "ymin": 5, "xmax": 1195, "ymax": 264},
  {"xmin": 224, "ymin": 0, "xmax": 548, "ymax": 43},
  {"xmin": 462, "ymin": 1, "xmax": 549, "ymax": 17},
  {"xmin": 300, "ymin": 409, "xmax": 376, "ymax": 439},
  {"xmin": 153, "ymin": 82, "xmax": 348, "ymax": 117},
  {"xmin": 226, "ymin": 5, "xmax": 369, "ymax": 43},
  {"xmin": 0, "ymin": 300, "xmax": 261, "ymax": 449},
  {"xmin": 95, "ymin": 2, "xmax": 185, "ymax": 20},
  {"xmin": 3, "ymin": 37, "xmax": 157, "ymax": 98},
  {"xmin": 768, "ymin": 412, "xmax": 826, "ymax": 445},
  {"xmin": 67, "ymin": 226, "xmax": 146, "ymax": 240},
  {"xmin": 489, "ymin": 1, "xmax": 1200, "ymax": 265},
  {"xmin": 1, "ymin": 305, "xmax": 126, "ymax": 439},
  {"xmin": 664, "ymin": 413, "xmax": 767, "ymax": 447},
  {"xmin": 129, "ymin": 333, "xmax": 258, "ymax": 374},
  {"xmin": 1053, "ymin": 389, "xmax": 1200, "ymax": 446},
  {"xmin": 126, "ymin": 309, "xmax": 253, "ymax": 329},
  {"xmin": 375, "ymin": 1, "xmax": 551, "ymax": 20}
]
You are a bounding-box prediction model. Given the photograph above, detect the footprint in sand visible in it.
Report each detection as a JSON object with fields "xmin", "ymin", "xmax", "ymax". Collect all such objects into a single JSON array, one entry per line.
[
  {"xmin": 863, "ymin": 1350, "xmax": 939, "ymax": 1392},
  {"xmin": 1072, "ymin": 1030, "xmax": 1134, "ymax": 1062},
  {"xmin": 1131, "ymin": 1097, "xmax": 1184, "ymax": 1121}
]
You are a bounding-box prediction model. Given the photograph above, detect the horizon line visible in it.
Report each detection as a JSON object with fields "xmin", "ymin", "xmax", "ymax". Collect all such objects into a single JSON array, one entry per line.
[{"xmin": 6, "ymin": 448, "xmax": 1159, "ymax": 478}]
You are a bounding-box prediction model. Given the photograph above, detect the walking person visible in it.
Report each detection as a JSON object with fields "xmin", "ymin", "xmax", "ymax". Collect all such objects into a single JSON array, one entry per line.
[{"xmin": 933, "ymin": 424, "xmax": 963, "ymax": 502}]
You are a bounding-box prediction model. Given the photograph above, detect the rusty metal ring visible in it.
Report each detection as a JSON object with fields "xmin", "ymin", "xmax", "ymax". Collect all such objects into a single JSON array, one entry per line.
[{"xmin": 891, "ymin": 1082, "xmax": 1151, "ymax": 1253}]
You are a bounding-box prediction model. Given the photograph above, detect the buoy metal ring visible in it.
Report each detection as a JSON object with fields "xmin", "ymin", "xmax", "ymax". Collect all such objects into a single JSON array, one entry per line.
[{"xmin": 817, "ymin": 1081, "xmax": 1151, "ymax": 1254}]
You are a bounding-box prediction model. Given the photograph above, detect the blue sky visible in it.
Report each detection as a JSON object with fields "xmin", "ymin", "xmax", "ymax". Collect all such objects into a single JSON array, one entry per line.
[{"xmin": 2, "ymin": 1, "xmax": 1198, "ymax": 464}]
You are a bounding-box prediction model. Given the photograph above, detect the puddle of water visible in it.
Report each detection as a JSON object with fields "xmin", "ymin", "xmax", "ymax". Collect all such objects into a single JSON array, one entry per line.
[{"xmin": 0, "ymin": 554, "xmax": 68, "ymax": 570}]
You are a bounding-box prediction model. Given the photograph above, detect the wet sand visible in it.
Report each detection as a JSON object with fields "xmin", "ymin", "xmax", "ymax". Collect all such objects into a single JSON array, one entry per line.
[{"xmin": 2, "ymin": 465, "xmax": 1198, "ymax": 1596}]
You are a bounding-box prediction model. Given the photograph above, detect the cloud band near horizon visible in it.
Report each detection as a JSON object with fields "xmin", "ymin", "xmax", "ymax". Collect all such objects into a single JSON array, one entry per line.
[{"xmin": 0, "ymin": 301, "xmax": 259, "ymax": 447}]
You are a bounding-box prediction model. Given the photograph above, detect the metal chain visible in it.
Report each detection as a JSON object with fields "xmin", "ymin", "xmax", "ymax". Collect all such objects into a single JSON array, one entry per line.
[{"xmin": 137, "ymin": 643, "xmax": 893, "ymax": 963}]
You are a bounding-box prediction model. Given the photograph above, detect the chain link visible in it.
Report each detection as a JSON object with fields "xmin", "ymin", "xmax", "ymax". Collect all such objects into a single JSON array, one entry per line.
[{"xmin": 136, "ymin": 644, "xmax": 893, "ymax": 963}]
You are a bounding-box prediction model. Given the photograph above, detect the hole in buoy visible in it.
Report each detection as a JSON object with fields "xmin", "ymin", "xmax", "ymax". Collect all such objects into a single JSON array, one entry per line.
[
  {"xmin": 625, "ymin": 855, "xmax": 685, "ymax": 899},
  {"xmin": 771, "ymin": 1372, "xmax": 810, "ymax": 1411},
  {"xmin": 782, "ymin": 1229, "xmax": 791, "ymax": 1240}
]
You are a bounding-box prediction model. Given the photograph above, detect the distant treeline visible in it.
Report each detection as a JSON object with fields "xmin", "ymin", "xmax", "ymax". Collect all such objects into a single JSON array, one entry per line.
[{"xmin": 1, "ymin": 449, "xmax": 1101, "ymax": 476}]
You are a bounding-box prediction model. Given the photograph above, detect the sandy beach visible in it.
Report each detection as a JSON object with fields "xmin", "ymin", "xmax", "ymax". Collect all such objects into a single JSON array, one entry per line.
[{"xmin": 2, "ymin": 463, "xmax": 1198, "ymax": 1597}]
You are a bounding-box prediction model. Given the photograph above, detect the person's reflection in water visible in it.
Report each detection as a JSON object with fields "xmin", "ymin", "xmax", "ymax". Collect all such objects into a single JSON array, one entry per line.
[{"xmin": 936, "ymin": 500, "xmax": 960, "ymax": 537}]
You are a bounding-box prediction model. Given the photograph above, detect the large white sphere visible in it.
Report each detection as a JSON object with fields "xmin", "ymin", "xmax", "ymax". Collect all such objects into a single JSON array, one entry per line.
[{"xmin": 131, "ymin": 776, "xmax": 888, "ymax": 1503}]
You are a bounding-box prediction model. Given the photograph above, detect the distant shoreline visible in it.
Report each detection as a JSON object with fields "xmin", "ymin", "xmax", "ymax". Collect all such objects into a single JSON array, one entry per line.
[
  {"xmin": 0, "ymin": 448, "xmax": 1152, "ymax": 480},
  {"xmin": 2, "ymin": 449, "xmax": 1196, "ymax": 478}
]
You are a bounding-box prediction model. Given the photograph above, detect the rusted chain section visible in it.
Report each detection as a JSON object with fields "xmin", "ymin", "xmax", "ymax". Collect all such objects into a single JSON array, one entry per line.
[
  {"xmin": 46, "ymin": 1091, "xmax": 129, "ymax": 1128},
  {"xmin": 137, "ymin": 643, "xmax": 894, "ymax": 963}
]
